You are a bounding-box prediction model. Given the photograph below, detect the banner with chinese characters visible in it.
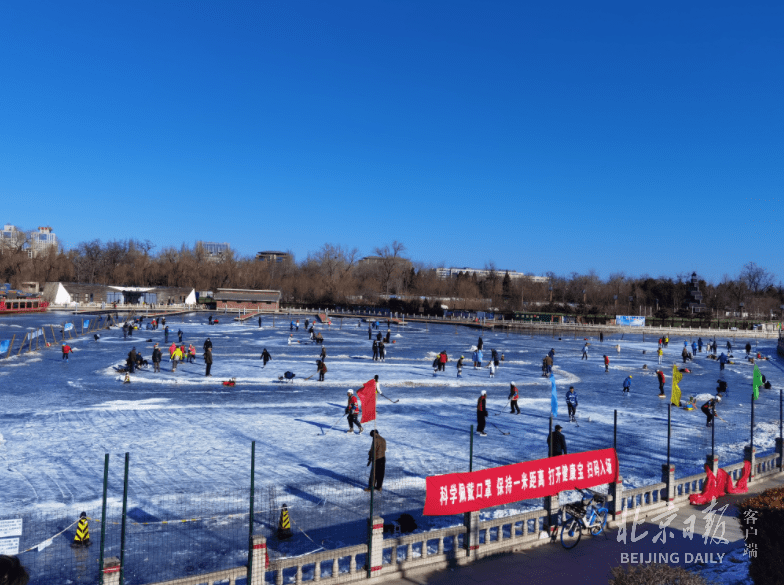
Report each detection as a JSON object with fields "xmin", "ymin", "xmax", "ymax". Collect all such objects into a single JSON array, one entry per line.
[
  {"xmin": 615, "ymin": 315, "xmax": 645, "ymax": 327},
  {"xmin": 424, "ymin": 448, "xmax": 618, "ymax": 515}
]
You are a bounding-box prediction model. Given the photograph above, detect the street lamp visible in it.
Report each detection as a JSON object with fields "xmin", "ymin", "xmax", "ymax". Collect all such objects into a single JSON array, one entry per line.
[
  {"xmin": 739, "ymin": 302, "xmax": 744, "ymax": 317},
  {"xmin": 613, "ymin": 295, "xmax": 617, "ymax": 312},
  {"xmin": 628, "ymin": 296, "xmax": 634, "ymax": 315},
  {"xmin": 655, "ymin": 298, "xmax": 659, "ymax": 312},
  {"xmin": 549, "ymin": 286, "xmax": 553, "ymax": 303},
  {"xmin": 582, "ymin": 289, "xmax": 587, "ymax": 304}
]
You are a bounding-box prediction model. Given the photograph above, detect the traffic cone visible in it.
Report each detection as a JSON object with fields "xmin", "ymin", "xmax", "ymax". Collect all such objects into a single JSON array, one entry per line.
[
  {"xmin": 72, "ymin": 512, "xmax": 91, "ymax": 548},
  {"xmin": 277, "ymin": 504, "xmax": 293, "ymax": 539}
]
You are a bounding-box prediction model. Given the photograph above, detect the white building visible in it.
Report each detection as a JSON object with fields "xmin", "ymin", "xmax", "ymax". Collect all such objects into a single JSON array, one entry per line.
[
  {"xmin": 1, "ymin": 225, "xmax": 57, "ymax": 257},
  {"xmin": 436, "ymin": 267, "xmax": 548, "ymax": 283}
]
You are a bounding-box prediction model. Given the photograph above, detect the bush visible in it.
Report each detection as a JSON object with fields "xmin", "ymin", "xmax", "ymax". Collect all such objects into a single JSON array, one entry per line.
[
  {"xmin": 737, "ymin": 486, "xmax": 784, "ymax": 585},
  {"xmin": 609, "ymin": 564, "xmax": 712, "ymax": 585}
]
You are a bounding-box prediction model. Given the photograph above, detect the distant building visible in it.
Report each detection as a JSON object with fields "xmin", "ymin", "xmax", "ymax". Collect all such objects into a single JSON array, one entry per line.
[
  {"xmin": 686, "ymin": 272, "xmax": 707, "ymax": 313},
  {"xmin": 1, "ymin": 225, "xmax": 57, "ymax": 257},
  {"xmin": 32, "ymin": 226, "xmax": 57, "ymax": 254},
  {"xmin": 213, "ymin": 288, "xmax": 281, "ymax": 312},
  {"xmin": 256, "ymin": 251, "xmax": 291, "ymax": 263},
  {"xmin": 197, "ymin": 241, "xmax": 230, "ymax": 260},
  {"xmin": 436, "ymin": 267, "xmax": 548, "ymax": 283}
]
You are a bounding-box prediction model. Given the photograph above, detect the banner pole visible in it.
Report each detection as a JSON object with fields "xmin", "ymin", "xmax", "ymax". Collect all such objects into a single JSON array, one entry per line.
[
  {"xmin": 247, "ymin": 441, "xmax": 255, "ymax": 584},
  {"xmin": 469, "ymin": 425, "xmax": 474, "ymax": 472},
  {"xmin": 99, "ymin": 454, "xmax": 109, "ymax": 585},
  {"xmin": 120, "ymin": 453, "xmax": 129, "ymax": 585}
]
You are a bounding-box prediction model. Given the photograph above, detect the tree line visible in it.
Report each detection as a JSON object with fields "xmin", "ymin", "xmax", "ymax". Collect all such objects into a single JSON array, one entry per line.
[{"xmin": 1, "ymin": 236, "xmax": 781, "ymax": 319}]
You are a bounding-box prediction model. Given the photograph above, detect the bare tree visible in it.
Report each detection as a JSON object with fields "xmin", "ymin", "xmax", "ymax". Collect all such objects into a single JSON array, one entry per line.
[
  {"xmin": 740, "ymin": 262, "xmax": 774, "ymax": 294},
  {"xmin": 373, "ymin": 241, "xmax": 406, "ymax": 294}
]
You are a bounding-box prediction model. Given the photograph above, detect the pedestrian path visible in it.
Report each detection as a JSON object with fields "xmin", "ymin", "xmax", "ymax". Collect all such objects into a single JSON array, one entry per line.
[{"xmin": 382, "ymin": 474, "xmax": 782, "ymax": 585}]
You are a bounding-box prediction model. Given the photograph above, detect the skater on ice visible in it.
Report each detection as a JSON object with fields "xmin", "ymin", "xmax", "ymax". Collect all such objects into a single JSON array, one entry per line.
[
  {"xmin": 701, "ymin": 395, "xmax": 721, "ymax": 427},
  {"xmin": 345, "ymin": 389, "xmax": 363, "ymax": 434},
  {"xmin": 566, "ymin": 386, "xmax": 578, "ymax": 422},
  {"xmin": 456, "ymin": 355, "xmax": 464, "ymax": 378},
  {"xmin": 260, "ymin": 348, "xmax": 271, "ymax": 367},
  {"xmin": 509, "ymin": 383, "xmax": 520, "ymax": 414},
  {"xmin": 656, "ymin": 369, "xmax": 666, "ymax": 396},
  {"xmin": 476, "ymin": 390, "xmax": 488, "ymax": 436},
  {"xmin": 365, "ymin": 430, "xmax": 386, "ymax": 492},
  {"xmin": 622, "ymin": 375, "xmax": 632, "ymax": 393}
]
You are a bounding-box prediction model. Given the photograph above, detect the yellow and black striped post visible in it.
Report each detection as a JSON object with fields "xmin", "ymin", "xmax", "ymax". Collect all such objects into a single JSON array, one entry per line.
[
  {"xmin": 277, "ymin": 504, "xmax": 293, "ymax": 539},
  {"xmin": 73, "ymin": 512, "xmax": 91, "ymax": 547}
]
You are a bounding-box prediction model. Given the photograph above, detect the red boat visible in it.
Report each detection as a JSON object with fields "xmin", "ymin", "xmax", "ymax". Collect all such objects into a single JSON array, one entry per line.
[{"xmin": 0, "ymin": 297, "xmax": 49, "ymax": 314}]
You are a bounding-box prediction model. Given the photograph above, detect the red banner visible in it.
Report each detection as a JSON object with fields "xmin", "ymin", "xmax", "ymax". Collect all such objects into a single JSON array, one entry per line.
[
  {"xmin": 357, "ymin": 379, "xmax": 376, "ymax": 423},
  {"xmin": 424, "ymin": 448, "xmax": 619, "ymax": 515}
]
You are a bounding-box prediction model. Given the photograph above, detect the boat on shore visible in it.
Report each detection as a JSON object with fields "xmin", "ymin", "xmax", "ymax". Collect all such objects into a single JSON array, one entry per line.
[{"xmin": 0, "ymin": 297, "xmax": 49, "ymax": 314}]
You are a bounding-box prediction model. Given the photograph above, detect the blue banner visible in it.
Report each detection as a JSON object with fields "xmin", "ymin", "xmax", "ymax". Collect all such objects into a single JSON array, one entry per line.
[
  {"xmin": 615, "ymin": 315, "xmax": 646, "ymax": 327},
  {"xmin": 83, "ymin": 320, "xmax": 90, "ymax": 330},
  {"xmin": 64, "ymin": 323, "xmax": 74, "ymax": 331},
  {"xmin": 550, "ymin": 376, "xmax": 558, "ymax": 418},
  {"xmin": 0, "ymin": 340, "xmax": 9, "ymax": 354}
]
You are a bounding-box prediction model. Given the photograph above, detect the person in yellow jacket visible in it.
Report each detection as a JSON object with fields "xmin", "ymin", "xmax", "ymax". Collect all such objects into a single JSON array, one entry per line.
[
  {"xmin": 171, "ymin": 346, "xmax": 183, "ymax": 371},
  {"xmin": 657, "ymin": 347, "xmax": 663, "ymax": 365}
]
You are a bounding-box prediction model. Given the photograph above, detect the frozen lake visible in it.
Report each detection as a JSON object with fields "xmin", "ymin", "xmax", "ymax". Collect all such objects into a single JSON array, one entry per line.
[{"xmin": 1, "ymin": 311, "xmax": 780, "ymax": 513}]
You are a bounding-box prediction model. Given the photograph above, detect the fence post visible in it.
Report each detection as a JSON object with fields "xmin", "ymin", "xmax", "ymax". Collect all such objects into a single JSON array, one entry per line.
[
  {"xmin": 369, "ymin": 516, "xmax": 384, "ymax": 575},
  {"xmin": 102, "ymin": 557, "xmax": 121, "ymax": 585},
  {"xmin": 661, "ymin": 463, "xmax": 675, "ymax": 504},
  {"xmin": 463, "ymin": 510, "xmax": 480, "ymax": 558},
  {"xmin": 247, "ymin": 441, "xmax": 256, "ymax": 584},
  {"xmin": 120, "ymin": 453, "xmax": 129, "ymax": 585},
  {"xmin": 778, "ymin": 388, "xmax": 783, "ymax": 472},
  {"xmin": 99, "ymin": 454, "xmax": 109, "ymax": 585},
  {"xmin": 609, "ymin": 476, "xmax": 624, "ymax": 523},
  {"xmin": 469, "ymin": 425, "xmax": 474, "ymax": 472},
  {"xmin": 250, "ymin": 535, "xmax": 267, "ymax": 585}
]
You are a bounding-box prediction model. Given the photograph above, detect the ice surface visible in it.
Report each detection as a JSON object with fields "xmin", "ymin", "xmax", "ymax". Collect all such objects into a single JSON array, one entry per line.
[{"xmin": 0, "ymin": 312, "xmax": 781, "ymax": 518}]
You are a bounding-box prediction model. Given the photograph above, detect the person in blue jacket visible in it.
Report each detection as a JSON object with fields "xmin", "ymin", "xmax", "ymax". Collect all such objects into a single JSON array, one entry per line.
[
  {"xmin": 697, "ymin": 338, "xmax": 703, "ymax": 352},
  {"xmin": 691, "ymin": 341, "xmax": 697, "ymax": 355},
  {"xmin": 475, "ymin": 349, "xmax": 483, "ymax": 368},
  {"xmin": 719, "ymin": 352, "xmax": 728, "ymax": 371},
  {"xmin": 566, "ymin": 386, "xmax": 578, "ymax": 422},
  {"xmin": 622, "ymin": 375, "xmax": 633, "ymax": 393}
]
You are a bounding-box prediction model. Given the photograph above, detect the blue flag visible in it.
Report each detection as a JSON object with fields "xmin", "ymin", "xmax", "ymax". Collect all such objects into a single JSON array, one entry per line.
[
  {"xmin": 83, "ymin": 320, "xmax": 90, "ymax": 330},
  {"xmin": 550, "ymin": 375, "xmax": 558, "ymax": 418},
  {"xmin": 64, "ymin": 323, "xmax": 74, "ymax": 331},
  {"xmin": 0, "ymin": 340, "xmax": 9, "ymax": 354}
]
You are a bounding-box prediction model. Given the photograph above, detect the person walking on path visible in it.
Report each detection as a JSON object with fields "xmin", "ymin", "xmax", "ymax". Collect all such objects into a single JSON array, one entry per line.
[
  {"xmin": 509, "ymin": 383, "xmax": 520, "ymax": 414},
  {"xmin": 152, "ymin": 344, "xmax": 162, "ymax": 372},
  {"xmin": 365, "ymin": 430, "xmax": 386, "ymax": 492},
  {"xmin": 317, "ymin": 360, "xmax": 327, "ymax": 382},
  {"xmin": 701, "ymin": 396, "xmax": 721, "ymax": 427},
  {"xmin": 604, "ymin": 354, "xmax": 610, "ymax": 372},
  {"xmin": 581, "ymin": 343, "xmax": 589, "ymax": 360},
  {"xmin": 62, "ymin": 343, "xmax": 71, "ymax": 361},
  {"xmin": 622, "ymin": 375, "xmax": 633, "ymax": 394},
  {"xmin": 657, "ymin": 347, "xmax": 663, "ymax": 365},
  {"xmin": 656, "ymin": 369, "xmax": 666, "ymax": 396},
  {"xmin": 719, "ymin": 352, "xmax": 728, "ymax": 371},
  {"xmin": 260, "ymin": 348, "xmax": 271, "ymax": 367},
  {"xmin": 547, "ymin": 425, "xmax": 567, "ymax": 456},
  {"xmin": 204, "ymin": 347, "xmax": 213, "ymax": 376},
  {"xmin": 566, "ymin": 386, "xmax": 578, "ymax": 422},
  {"xmin": 345, "ymin": 389, "xmax": 363, "ymax": 434},
  {"xmin": 456, "ymin": 356, "xmax": 464, "ymax": 378},
  {"xmin": 476, "ymin": 390, "xmax": 488, "ymax": 436}
]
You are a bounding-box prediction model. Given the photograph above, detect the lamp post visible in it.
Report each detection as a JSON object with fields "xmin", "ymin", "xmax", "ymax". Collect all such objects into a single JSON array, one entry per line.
[
  {"xmin": 582, "ymin": 289, "xmax": 587, "ymax": 304},
  {"xmin": 613, "ymin": 295, "xmax": 617, "ymax": 312},
  {"xmin": 628, "ymin": 296, "xmax": 634, "ymax": 316},
  {"xmin": 549, "ymin": 286, "xmax": 553, "ymax": 303}
]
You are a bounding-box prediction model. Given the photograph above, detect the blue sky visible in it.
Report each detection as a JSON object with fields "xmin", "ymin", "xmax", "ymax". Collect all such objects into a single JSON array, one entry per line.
[{"xmin": 1, "ymin": 1, "xmax": 782, "ymax": 283}]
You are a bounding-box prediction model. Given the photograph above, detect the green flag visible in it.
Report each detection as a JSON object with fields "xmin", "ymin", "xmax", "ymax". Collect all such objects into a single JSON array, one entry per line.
[{"xmin": 752, "ymin": 364, "xmax": 763, "ymax": 400}]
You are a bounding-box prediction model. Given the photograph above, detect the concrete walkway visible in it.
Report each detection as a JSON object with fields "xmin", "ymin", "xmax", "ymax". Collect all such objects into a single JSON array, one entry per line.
[{"xmin": 382, "ymin": 474, "xmax": 783, "ymax": 585}]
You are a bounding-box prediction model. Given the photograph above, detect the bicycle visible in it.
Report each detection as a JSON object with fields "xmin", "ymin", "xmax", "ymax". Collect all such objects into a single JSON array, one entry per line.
[{"xmin": 558, "ymin": 488, "xmax": 609, "ymax": 549}]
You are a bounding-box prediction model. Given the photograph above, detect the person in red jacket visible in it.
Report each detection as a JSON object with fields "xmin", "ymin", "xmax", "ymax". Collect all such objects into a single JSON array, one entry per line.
[
  {"xmin": 603, "ymin": 355, "xmax": 610, "ymax": 373},
  {"xmin": 656, "ymin": 369, "xmax": 666, "ymax": 396},
  {"xmin": 345, "ymin": 389, "xmax": 363, "ymax": 434},
  {"xmin": 62, "ymin": 343, "xmax": 71, "ymax": 361},
  {"xmin": 508, "ymin": 383, "xmax": 520, "ymax": 414},
  {"xmin": 438, "ymin": 351, "xmax": 448, "ymax": 372}
]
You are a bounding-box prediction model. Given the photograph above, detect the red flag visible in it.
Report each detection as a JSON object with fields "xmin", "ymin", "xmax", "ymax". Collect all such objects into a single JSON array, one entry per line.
[{"xmin": 357, "ymin": 379, "xmax": 376, "ymax": 423}]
